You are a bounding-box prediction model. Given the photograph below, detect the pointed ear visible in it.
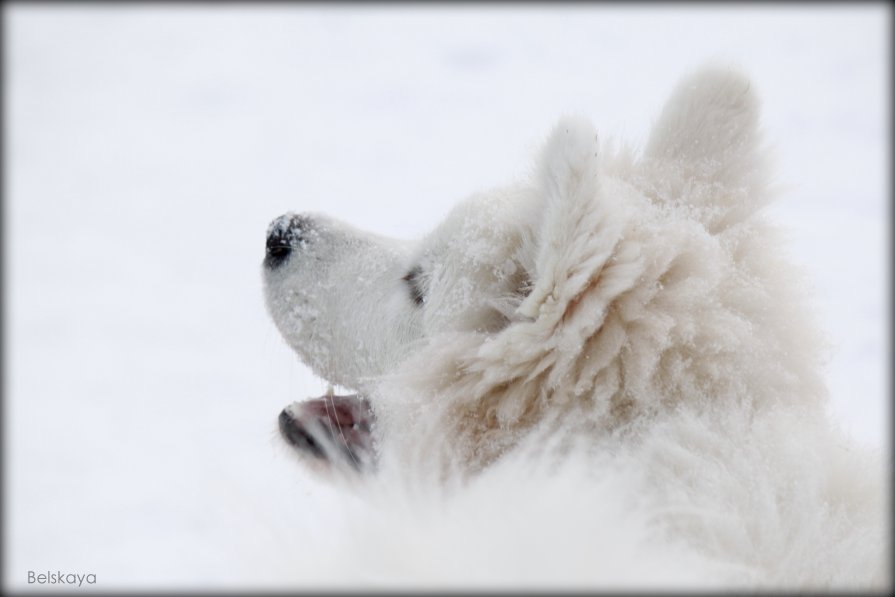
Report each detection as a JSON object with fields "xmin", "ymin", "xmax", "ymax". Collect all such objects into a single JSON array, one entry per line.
[
  {"xmin": 516, "ymin": 116, "xmax": 625, "ymax": 320},
  {"xmin": 643, "ymin": 65, "xmax": 765, "ymax": 190},
  {"xmin": 535, "ymin": 115, "xmax": 600, "ymax": 208}
]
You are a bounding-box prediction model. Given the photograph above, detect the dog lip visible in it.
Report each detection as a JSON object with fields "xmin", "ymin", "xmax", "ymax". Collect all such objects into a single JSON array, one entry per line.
[{"xmin": 277, "ymin": 409, "xmax": 326, "ymax": 458}]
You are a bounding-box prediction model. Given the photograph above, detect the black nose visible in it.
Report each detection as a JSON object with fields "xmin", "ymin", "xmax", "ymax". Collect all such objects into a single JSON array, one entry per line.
[{"xmin": 264, "ymin": 213, "xmax": 304, "ymax": 270}]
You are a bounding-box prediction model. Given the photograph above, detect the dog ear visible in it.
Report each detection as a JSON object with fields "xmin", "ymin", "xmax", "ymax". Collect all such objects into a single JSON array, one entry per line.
[
  {"xmin": 644, "ymin": 65, "xmax": 763, "ymax": 183},
  {"xmin": 641, "ymin": 65, "xmax": 773, "ymax": 230},
  {"xmin": 516, "ymin": 116, "xmax": 626, "ymax": 320}
]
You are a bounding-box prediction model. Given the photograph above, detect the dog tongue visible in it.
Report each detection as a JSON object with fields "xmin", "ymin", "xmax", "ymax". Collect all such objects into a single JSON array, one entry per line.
[
  {"xmin": 293, "ymin": 393, "xmax": 373, "ymax": 430},
  {"xmin": 278, "ymin": 393, "xmax": 378, "ymax": 472}
]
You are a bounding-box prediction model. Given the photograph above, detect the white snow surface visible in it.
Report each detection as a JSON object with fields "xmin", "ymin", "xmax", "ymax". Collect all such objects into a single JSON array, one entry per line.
[{"xmin": 4, "ymin": 4, "xmax": 889, "ymax": 591}]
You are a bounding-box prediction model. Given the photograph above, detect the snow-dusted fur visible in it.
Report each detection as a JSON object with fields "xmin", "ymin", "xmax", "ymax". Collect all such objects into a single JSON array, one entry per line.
[{"xmin": 263, "ymin": 66, "xmax": 888, "ymax": 589}]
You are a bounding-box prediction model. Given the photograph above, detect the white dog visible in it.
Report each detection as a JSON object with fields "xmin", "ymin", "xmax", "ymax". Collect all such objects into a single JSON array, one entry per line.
[{"xmin": 262, "ymin": 66, "xmax": 887, "ymax": 589}]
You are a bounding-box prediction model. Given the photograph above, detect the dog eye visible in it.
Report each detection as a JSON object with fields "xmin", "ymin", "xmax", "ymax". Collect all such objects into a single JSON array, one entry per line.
[{"xmin": 402, "ymin": 266, "xmax": 425, "ymax": 306}]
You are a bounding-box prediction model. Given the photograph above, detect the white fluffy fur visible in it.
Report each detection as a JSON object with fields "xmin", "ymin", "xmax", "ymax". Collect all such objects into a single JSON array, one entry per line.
[{"xmin": 263, "ymin": 66, "xmax": 888, "ymax": 589}]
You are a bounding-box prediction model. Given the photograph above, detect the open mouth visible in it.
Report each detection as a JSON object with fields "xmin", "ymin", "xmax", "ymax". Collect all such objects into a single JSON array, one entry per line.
[{"xmin": 278, "ymin": 393, "xmax": 377, "ymax": 472}]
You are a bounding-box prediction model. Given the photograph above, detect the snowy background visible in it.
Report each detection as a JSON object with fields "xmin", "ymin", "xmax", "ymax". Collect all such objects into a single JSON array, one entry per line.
[{"xmin": 4, "ymin": 3, "xmax": 889, "ymax": 591}]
